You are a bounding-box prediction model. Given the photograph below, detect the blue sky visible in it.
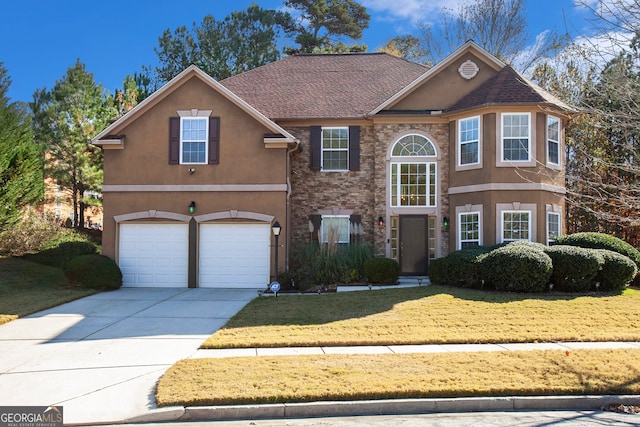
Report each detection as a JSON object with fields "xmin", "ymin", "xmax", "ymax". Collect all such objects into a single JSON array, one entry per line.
[{"xmin": 1, "ymin": 0, "xmax": 595, "ymax": 103}]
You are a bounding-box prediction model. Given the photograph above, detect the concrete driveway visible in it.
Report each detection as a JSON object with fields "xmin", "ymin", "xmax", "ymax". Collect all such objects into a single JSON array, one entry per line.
[{"xmin": 0, "ymin": 287, "xmax": 256, "ymax": 425}]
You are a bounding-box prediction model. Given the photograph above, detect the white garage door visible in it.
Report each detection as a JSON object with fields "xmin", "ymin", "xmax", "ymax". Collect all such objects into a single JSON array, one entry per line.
[
  {"xmin": 199, "ymin": 223, "xmax": 270, "ymax": 288},
  {"xmin": 119, "ymin": 223, "xmax": 189, "ymax": 287}
]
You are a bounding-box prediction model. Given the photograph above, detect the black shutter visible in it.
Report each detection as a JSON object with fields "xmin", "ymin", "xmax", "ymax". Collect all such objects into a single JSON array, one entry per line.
[
  {"xmin": 310, "ymin": 126, "xmax": 321, "ymax": 171},
  {"xmin": 309, "ymin": 214, "xmax": 322, "ymax": 243},
  {"xmin": 348, "ymin": 126, "xmax": 360, "ymax": 171},
  {"xmin": 208, "ymin": 116, "xmax": 220, "ymax": 165},
  {"xmin": 169, "ymin": 117, "xmax": 180, "ymax": 164}
]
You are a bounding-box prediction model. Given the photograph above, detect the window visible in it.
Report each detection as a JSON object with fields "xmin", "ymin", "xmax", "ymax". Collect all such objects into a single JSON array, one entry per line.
[
  {"xmin": 321, "ymin": 215, "xmax": 350, "ymax": 244},
  {"xmin": 502, "ymin": 113, "xmax": 530, "ymax": 162},
  {"xmin": 181, "ymin": 117, "xmax": 208, "ymax": 164},
  {"xmin": 458, "ymin": 116, "xmax": 480, "ymax": 166},
  {"xmin": 547, "ymin": 212, "xmax": 561, "ymax": 244},
  {"xmin": 322, "ymin": 127, "xmax": 349, "ymax": 171},
  {"xmin": 459, "ymin": 212, "xmax": 481, "ymax": 249},
  {"xmin": 502, "ymin": 210, "xmax": 531, "ymax": 242},
  {"xmin": 547, "ymin": 116, "xmax": 560, "ymax": 165},
  {"xmin": 390, "ymin": 134, "xmax": 437, "ymax": 207}
]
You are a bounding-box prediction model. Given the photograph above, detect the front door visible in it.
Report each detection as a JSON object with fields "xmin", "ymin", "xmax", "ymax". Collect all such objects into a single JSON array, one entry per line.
[{"xmin": 399, "ymin": 215, "xmax": 428, "ymax": 275}]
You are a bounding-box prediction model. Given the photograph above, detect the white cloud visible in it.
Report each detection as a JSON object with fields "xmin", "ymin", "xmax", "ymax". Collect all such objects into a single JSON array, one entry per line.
[{"xmin": 362, "ymin": 0, "xmax": 466, "ymax": 27}]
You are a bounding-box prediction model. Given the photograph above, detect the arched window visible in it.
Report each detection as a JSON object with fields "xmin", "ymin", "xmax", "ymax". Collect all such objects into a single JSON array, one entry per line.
[{"xmin": 390, "ymin": 134, "xmax": 437, "ymax": 207}]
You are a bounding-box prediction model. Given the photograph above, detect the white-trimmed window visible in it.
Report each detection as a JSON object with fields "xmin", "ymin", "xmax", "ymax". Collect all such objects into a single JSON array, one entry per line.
[
  {"xmin": 458, "ymin": 212, "xmax": 481, "ymax": 249},
  {"xmin": 390, "ymin": 134, "xmax": 438, "ymax": 207},
  {"xmin": 321, "ymin": 215, "xmax": 350, "ymax": 244},
  {"xmin": 458, "ymin": 116, "xmax": 480, "ymax": 166},
  {"xmin": 181, "ymin": 117, "xmax": 208, "ymax": 164},
  {"xmin": 322, "ymin": 127, "xmax": 349, "ymax": 171},
  {"xmin": 547, "ymin": 212, "xmax": 561, "ymax": 244},
  {"xmin": 547, "ymin": 116, "xmax": 560, "ymax": 166},
  {"xmin": 502, "ymin": 210, "xmax": 531, "ymax": 242},
  {"xmin": 502, "ymin": 113, "xmax": 530, "ymax": 162}
]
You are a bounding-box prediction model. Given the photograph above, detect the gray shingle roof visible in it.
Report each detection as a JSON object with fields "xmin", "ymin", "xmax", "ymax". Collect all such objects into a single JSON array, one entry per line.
[{"xmin": 221, "ymin": 53, "xmax": 429, "ymax": 120}]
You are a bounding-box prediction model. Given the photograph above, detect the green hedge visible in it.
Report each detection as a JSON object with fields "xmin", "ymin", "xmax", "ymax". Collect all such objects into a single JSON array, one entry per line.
[
  {"xmin": 363, "ymin": 257, "xmax": 400, "ymax": 285},
  {"xmin": 428, "ymin": 257, "xmax": 448, "ymax": 285},
  {"xmin": 596, "ymin": 249, "xmax": 638, "ymax": 291},
  {"xmin": 64, "ymin": 254, "xmax": 122, "ymax": 291},
  {"xmin": 429, "ymin": 247, "xmax": 489, "ymax": 288},
  {"xmin": 544, "ymin": 245, "xmax": 603, "ymax": 292},
  {"xmin": 554, "ymin": 232, "xmax": 640, "ymax": 270},
  {"xmin": 479, "ymin": 243, "xmax": 553, "ymax": 293}
]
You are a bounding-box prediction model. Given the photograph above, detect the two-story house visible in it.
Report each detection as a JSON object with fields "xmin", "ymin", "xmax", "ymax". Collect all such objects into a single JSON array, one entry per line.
[{"xmin": 92, "ymin": 41, "xmax": 572, "ymax": 288}]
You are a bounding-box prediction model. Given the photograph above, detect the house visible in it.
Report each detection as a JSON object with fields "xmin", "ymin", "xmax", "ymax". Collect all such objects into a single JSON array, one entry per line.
[
  {"xmin": 43, "ymin": 174, "xmax": 103, "ymax": 229},
  {"xmin": 92, "ymin": 41, "xmax": 572, "ymax": 288}
]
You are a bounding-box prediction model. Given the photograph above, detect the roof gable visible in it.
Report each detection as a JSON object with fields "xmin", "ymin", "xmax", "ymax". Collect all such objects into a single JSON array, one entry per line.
[{"xmin": 92, "ymin": 65, "xmax": 296, "ymax": 147}]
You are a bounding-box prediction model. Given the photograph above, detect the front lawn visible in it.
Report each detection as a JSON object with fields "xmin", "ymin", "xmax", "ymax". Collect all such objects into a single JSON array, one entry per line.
[
  {"xmin": 157, "ymin": 348, "xmax": 640, "ymax": 406},
  {"xmin": 0, "ymin": 256, "xmax": 96, "ymax": 324},
  {"xmin": 202, "ymin": 285, "xmax": 640, "ymax": 348}
]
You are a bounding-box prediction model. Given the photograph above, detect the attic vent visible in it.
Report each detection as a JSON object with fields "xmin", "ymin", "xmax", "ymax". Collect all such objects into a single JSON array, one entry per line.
[{"xmin": 458, "ymin": 60, "xmax": 479, "ymax": 80}]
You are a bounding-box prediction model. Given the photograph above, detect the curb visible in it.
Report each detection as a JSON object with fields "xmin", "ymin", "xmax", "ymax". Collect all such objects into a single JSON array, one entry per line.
[{"xmin": 125, "ymin": 395, "xmax": 640, "ymax": 424}]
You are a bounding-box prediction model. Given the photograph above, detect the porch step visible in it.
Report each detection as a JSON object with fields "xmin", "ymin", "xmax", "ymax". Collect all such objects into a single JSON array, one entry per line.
[{"xmin": 397, "ymin": 276, "xmax": 431, "ymax": 287}]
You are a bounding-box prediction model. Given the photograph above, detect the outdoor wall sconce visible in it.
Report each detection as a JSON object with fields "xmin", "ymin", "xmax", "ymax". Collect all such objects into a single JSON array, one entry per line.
[
  {"xmin": 189, "ymin": 201, "xmax": 196, "ymax": 214},
  {"xmin": 188, "ymin": 167, "xmax": 196, "ymax": 175},
  {"xmin": 442, "ymin": 216, "xmax": 449, "ymax": 228},
  {"xmin": 378, "ymin": 216, "xmax": 385, "ymax": 228}
]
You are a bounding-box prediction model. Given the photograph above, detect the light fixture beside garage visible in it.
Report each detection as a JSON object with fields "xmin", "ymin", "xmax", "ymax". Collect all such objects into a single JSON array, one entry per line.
[
  {"xmin": 272, "ymin": 221, "xmax": 281, "ymax": 281},
  {"xmin": 189, "ymin": 201, "xmax": 196, "ymax": 214}
]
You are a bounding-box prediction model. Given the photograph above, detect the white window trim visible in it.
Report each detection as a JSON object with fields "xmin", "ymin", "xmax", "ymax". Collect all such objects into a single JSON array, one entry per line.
[
  {"xmin": 501, "ymin": 210, "xmax": 532, "ymax": 243},
  {"xmin": 546, "ymin": 115, "xmax": 561, "ymax": 168},
  {"xmin": 546, "ymin": 204, "xmax": 563, "ymax": 245},
  {"xmin": 496, "ymin": 202, "xmax": 537, "ymax": 244},
  {"xmin": 321, "ymin": 215, "xmax": 350, "ymax": 244},
  {"xmin": 457, "ymin": 210, "xmax": 482, "ymax": 250},
  {"xmin": 497, "ymin": 112, "xmax": 536, "ymax": 167},
  {"xmin": 390, "ymin": 162, "xmax": 437, "ymax": 208},
  {"xmin": 546, "ymin": 211, "xmax": 562, "ymax": 245},
  {"xmin": 179, "ymin": 116, "xmax": 209, "ymax": 165},
  {"xmin": 321, "ymin": 127, "xmax": 349, "ymax": 172},
  {"xmin": 457, "ymin": 116, "xmax": 481, "ymax": 169}
]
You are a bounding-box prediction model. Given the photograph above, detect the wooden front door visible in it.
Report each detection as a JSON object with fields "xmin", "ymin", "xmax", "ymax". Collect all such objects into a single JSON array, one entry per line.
[{"xmin": 399, "ymin": 215, "xmax": 429, "ymax": 275}]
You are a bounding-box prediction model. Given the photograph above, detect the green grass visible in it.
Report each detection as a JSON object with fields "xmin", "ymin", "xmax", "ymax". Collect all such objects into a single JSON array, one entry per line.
[
  {"xmin": 202, "ymin": 285, "xmax": 640, "ymax": 348},
  {"xmin": 0, "ymin": 256, "xmax": 96, "ymax": 324}
]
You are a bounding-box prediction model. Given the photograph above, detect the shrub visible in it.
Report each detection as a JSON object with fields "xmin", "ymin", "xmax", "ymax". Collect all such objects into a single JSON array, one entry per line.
[
  {"xmin": 437, "ymin": 247, "xmax": 490, "ymax": 288},
  {"xmin": 25, "ymin": 237, "xmax": 99, "ymax": 269},
  {"xmin": 544, "ymin": 245, "xmax": 603, "ymax": 292},
  {"xmin": 363, "ymin": 257, "xmax": 400, "ymax": 284},
  {"xmin": 479, "ymin": 243, "xmax": 552, "ymax": 293},
  {"xmin": 555, "ymin": 232, "xmax": 640, "ymax": 270},
  {"xmin": 64, "ymin": 254, "xmax": 122, "ymax": 291},
  {"xmin": 0, "ymin": 213, "xmax": 63, "ymax": 256},
  {"xmin": 596, "ymin": 249, "xmax": 638, "ymax": 292},
  {"xmin": 428, "ymin": 257, "xmax": 448, "ymax": 285}
]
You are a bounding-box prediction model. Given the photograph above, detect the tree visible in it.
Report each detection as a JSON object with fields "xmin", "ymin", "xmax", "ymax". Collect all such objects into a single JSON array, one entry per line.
[
  {"xmin": 377, "ymin": 35, "xmax": 430, "ymax": 64},
  {"xmin": 418, "ymin": 0, "xmax": 567, "ymax": 72},
  {"xmin": 31, "ymin": 60, "xmax": 116, "ymax": 229},
  {"xmin": 281, "ymin": 0, "xmax": 370, "ymax": 54},
  {"xmin": 0, "ymin": 63, "xmax": 43, "ymax": 230},
  {"xmin": 151, "ymin": 3, "xmax": 286, "ymax": 84}
]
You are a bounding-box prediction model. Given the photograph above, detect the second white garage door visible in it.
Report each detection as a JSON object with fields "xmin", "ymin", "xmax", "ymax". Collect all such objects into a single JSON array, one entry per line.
[{"xmin": 199, "ymin": 223, "xmax": 270, "ymax": 288}]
